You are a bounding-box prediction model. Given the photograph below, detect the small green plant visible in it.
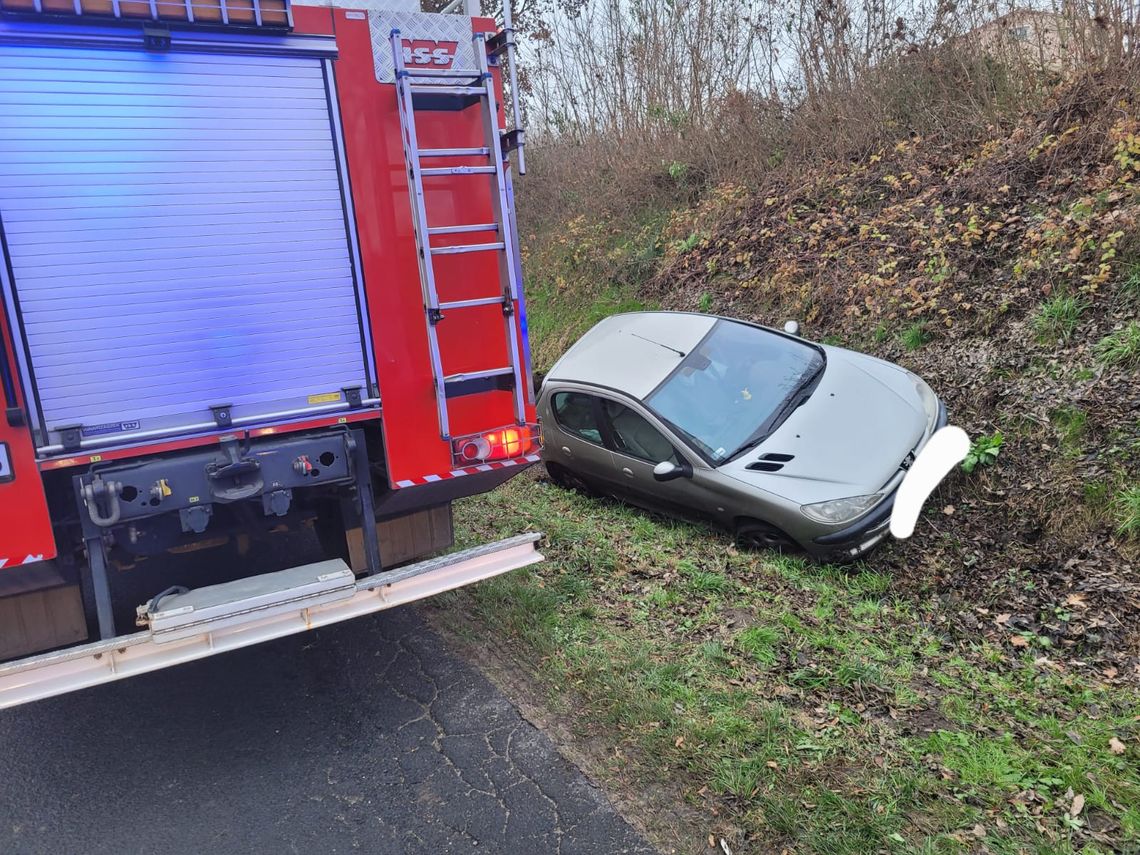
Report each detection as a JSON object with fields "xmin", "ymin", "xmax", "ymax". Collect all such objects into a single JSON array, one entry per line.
[
  {"xmin": 667, "ymin": 160, "xmax": 690, "ymax": 183},
  {"xmin": 962, "ymin": 431, "xmax": 1003, "ymax": 473},
  {"xmin": 1033, "ymin": 294, "xmax": 1086, "ymax": 343},
  {"xmin": 900, "ymin": 323, "xmax": 929, "ymax": 351},
  {"xmin": 675, "ymin": 232, "xmax": 701, "ymax": 254},
  {"xmin": 873, "ymin": 323, "xmax": 890, "ymax": 343},
  {"xmin": 698, "ymin": 292, "xmax": 713, "ymax": 312},
  {"xmin": 1115, "ymin": 486, "xmax": 1140, "ymax": 538},
  {"xmin": 1095, "ymin": 321, "xmax": 1140, "ymax": 367}
]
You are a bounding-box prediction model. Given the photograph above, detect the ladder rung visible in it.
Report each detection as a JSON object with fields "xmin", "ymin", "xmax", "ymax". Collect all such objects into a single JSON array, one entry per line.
[
  {"xmin": 410, "ymin": 92, "xmax": 482, "ymax": 112},
  {"xmin": 420, "ymin": 147, "xmax": 491, "ymax": 158},
  {"xmin": 421, "ymin": 166, "xmax": 497, "ymax": 177},
  {"xmin": 444, "ymin": 368, "xmax": 514, "ymax": 384},
  {"xmin": 428, "ymin": 223, "xmax": 498, "ymax": 236},
  {"xmin": 400, "ymin": 68, "xmax": 485, "ymax": 80},
  {"xmin": 410, "ymin": 85, "xmax": 486, "ymax": 97},
  {"xmin": 430, "ymin": 242, "xmax": 505, "ymax": 256},
  {"xmin": 439, "ymin": 296, "xmax": 508, "ymax": 310}
]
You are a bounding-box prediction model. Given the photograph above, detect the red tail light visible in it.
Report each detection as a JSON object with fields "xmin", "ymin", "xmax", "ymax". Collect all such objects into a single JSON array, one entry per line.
[{"xmin": 452, "ymin": 424, "xmax": 540, "ymax": 466}]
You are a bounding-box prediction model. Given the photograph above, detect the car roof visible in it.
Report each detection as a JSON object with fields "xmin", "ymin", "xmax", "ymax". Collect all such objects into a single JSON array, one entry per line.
[{"xmin": 545, "ymin": 312, "xmax": 718, "ymax": 399}]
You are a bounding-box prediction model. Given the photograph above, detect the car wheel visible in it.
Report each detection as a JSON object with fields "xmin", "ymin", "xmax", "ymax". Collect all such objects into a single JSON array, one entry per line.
[
  {"xmin": 545, "ymin": 462, "xmax": 595, "ymax": 496},
  {"xmin": 735, "ymin": 520, "xmax": 798, "ymax": 554}
]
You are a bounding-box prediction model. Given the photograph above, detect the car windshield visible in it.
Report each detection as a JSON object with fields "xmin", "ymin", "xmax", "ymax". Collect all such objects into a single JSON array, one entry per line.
[{"xmin": 645, "ymin": 320, "xmax": 824, "ymax": 464}]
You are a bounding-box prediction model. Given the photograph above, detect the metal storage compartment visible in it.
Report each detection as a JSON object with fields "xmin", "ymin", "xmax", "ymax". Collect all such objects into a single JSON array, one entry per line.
[{"xmin": 0, "ymin": 39, "xmax": 374, "ymax": 452}]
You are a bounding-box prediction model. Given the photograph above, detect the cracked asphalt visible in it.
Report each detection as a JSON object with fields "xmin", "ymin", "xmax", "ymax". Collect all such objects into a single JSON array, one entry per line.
[{"xmin": 0, "ymin": 607, "xmax": 655, "ymax": 854}]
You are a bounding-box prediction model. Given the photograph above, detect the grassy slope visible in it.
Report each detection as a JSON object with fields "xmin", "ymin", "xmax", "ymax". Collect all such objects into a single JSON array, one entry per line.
[
  {"xmin": 439, "ymin": 479, "xmax": 1138, "ymax": 853},
  {"xmin": 432, "ymin": 70, "xmax": 1140, "ymax": 853}
]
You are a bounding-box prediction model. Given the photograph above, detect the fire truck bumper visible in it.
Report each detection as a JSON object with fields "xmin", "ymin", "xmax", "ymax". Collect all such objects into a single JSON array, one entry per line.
[{"xmin": 0, "ymin": 533, "xmax": 542, "ymax": 710}]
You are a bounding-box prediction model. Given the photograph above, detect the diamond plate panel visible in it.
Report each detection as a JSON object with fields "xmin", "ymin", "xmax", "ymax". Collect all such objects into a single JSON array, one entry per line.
[{"xmin": 370, "ymin": 10, "xmax": 480, "ymax": 84}]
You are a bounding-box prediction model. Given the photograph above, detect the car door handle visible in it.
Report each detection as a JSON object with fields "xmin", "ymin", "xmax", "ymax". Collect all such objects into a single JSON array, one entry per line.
[
  {"xmin": 622, "ymin": 467, "xmax": 634, "ymax": 478},
  {"xmin": 561, "ymin": 446, "xmax": 572, "ymax": 456}
]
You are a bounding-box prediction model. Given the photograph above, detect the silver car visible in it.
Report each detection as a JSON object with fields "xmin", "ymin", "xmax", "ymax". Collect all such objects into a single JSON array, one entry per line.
[{"xmin": 537, "ymin": 312, "xmax": 947, "ymax": 561}]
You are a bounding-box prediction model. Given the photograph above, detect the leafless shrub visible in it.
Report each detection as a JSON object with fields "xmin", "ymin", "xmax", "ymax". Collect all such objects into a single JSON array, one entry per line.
[{"xmin": 489, "ymin": 0, "xmax": 1136, "ymax": 226}]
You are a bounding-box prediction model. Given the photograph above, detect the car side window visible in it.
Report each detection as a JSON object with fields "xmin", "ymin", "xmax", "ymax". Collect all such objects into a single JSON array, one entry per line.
[
  {"xmin": 601, "ymin": 400, "xmax": 680, "ymax": 465},
  {"xmin": 551, "ymin": 392, "xmax": 604, "ymax": 445}
]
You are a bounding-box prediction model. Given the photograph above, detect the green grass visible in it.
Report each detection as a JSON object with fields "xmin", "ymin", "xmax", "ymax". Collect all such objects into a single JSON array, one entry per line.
[
  {"xmin": 1119, "ymin": 261, "xmax": 1140, "ymax": 304},
  {"xmin": 1084, "ymin": 480, "xmax": 1111, "ymax": 511},
  {"xmin": 1033, "ymin": 294, "xmax": 1087, "ymax": 344},
  {"xmin": 1095, "ymin": 321, "xmax": 1140, "ymax": 367},
  {"xmin": 438, "ymin": 475, "xmax": 1140, "ymax": 854},
  {"xmin": 520, "ymin": 207, "xmax": 668, "ymax": 369},
  {"xmin": 1115, "ymin": 485, "xmax": 1140, "ymax": 538},
  {"xmin": 900, "ymin": 322, "xmax": 929, "ymax": 350},
  {"xmin": 1051, "ymin": 406, "xmax": 1087, "ymax": 455}
]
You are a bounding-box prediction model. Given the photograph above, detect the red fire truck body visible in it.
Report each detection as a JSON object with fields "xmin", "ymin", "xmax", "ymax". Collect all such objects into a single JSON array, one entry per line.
[{"xmin": 0, "ymin": 0, "xmax": 542, "ymax": 706}]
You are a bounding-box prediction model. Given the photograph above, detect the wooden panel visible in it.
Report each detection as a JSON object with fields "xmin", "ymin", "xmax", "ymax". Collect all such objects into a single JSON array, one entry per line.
[
  {"xmin": 0, "ymin": 560, "xmax": 67, "ymax": 598},
  {"xmin": 0, "ymin": 584, "xmax": 87, "ymax": 662},
  {"xmin": 347, "ymin": 504, "xmax": 454, "ymax": 572}
]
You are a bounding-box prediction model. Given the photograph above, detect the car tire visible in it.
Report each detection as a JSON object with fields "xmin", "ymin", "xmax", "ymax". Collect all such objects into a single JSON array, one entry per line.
[
  {"xmin": 545, "ymin": 462, "xmax": 595, "ymax": 496},
  {"xmin": 734, "ymin": 519, "xmax": 799, "ymax": 554}
]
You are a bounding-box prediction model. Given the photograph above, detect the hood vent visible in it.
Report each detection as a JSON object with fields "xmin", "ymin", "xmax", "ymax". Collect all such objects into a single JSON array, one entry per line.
[{"xmin": 747, "ymin": 452, "xmax": 795, "ymax": 472}]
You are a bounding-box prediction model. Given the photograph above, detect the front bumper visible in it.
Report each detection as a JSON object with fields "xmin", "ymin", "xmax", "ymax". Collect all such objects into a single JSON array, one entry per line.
[
  {"xmin": 808, "ymin": 400, "xmax": 948, "ymax": 561},
  {"xmin": 810, "ymin": 490, "xmax": 897, "ymax": 560}
]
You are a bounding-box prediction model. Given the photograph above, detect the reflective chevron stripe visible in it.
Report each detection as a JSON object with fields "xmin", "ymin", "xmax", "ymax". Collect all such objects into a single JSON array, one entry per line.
[
  {"xmin": 0, "ymin": 555, "xmax": 46, "ymax": 570},
  {"xmin": 393, "ymin": 454, "xmax": 541, "ymax": 489}
]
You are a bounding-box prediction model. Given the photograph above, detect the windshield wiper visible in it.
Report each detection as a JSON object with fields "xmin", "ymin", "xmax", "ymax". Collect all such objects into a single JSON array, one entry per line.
[{"xmin": 726, "ymin": 363, "xmax": 824, "ymax": 462}]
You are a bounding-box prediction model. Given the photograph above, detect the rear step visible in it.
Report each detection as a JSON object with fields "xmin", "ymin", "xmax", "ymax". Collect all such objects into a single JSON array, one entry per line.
[{"xmin": 0, "ymin": 534, "xmax": 543, "ymax": 710}]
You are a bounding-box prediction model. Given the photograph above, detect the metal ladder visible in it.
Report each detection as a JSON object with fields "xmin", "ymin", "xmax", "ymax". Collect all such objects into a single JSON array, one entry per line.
[{"xmin": 390, "ymin": 27, "xmax": 526, "ymax": 441}]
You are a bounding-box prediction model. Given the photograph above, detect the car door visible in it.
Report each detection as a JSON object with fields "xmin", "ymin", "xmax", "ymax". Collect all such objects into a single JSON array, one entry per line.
[
  {"xmin": 544, "ymin": 388, "xmax": 616, "ymax": 491},
  {"xmin": 596, "ymin": 397, "xmax": 718, "ymax": 522}
]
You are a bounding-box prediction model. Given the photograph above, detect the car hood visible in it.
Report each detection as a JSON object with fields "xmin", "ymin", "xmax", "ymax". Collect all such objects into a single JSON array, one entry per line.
[{"xmin": 720, "ymin": 348, "xmax": 928, "ymax": 505}]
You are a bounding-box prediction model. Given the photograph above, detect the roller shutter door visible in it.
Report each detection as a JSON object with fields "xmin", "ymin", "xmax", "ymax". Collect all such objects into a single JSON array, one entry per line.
[{"xmin": 0, "ymin": 43, "xmax": 371, "ymax": 450}]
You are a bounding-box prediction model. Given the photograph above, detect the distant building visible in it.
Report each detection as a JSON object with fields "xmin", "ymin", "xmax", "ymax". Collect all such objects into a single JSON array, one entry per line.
[{"xmin": 965, "ymin": 9, "xmax": 1070, "ymax": 69}]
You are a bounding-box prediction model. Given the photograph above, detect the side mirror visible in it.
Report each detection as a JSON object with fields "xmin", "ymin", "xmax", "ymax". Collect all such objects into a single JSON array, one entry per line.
[
  {"xmin": 783, "ymin": 320, "xmax": 801, "ymax": 336},
  {"xmin": 653, "ymin": 460, "xmax": 690, "ymax": 482}
]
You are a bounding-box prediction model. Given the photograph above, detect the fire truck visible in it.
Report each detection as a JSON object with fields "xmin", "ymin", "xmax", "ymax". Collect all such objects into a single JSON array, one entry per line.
[{"xmin": 0, "ymin": 0, "xmax": 543, "ymax": 707}]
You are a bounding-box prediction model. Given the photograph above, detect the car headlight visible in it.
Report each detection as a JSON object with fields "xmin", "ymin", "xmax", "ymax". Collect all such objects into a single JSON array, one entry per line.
[{"xmin": 800, "ymin": 493, "xmax": 883, "ymax": 524}]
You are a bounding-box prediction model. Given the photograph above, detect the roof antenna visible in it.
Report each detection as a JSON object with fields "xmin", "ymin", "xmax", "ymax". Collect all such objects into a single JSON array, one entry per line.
[{"xmin": 629, "ymin": 332, "xmax": 686, "ymax": 358}]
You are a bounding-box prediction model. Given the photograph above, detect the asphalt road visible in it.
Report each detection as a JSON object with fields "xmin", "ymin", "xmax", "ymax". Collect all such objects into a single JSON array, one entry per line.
[{"xmin": 0, "ymin": 607, "xmax": 654, "ymax": 855}]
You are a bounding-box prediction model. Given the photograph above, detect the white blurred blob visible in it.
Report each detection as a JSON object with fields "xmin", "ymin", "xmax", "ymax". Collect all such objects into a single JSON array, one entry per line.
[{"xmin": 890, "ymin": 426, "xmax": 971, "ymax": 540}]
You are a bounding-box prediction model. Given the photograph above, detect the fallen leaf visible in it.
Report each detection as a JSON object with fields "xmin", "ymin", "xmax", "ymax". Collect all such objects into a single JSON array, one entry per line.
[
  {"xmin": 1071, "ymin": 793, "xmax": 1085, "ymax": 817},
  {"xmin": 675, "ymin": 735, "xmax": 685, "ymax": 747},
  {"xmin": 943, "ymin": 505, "xmax": 956, "ymax": 515},
  {"xmin": 766, "ymin": 760, "xmax": 779, "ymax": 769},
  {"xmin": 1103, "ymin": 666, "xmax": 1118, "ymax": 680},
  {"xmin": 1109, "ymin": 737, "xmax": 1126, "ymax": 755},
  {"xmin": 972, "ymin": 823, "xmax": 986, "ymax": 838},
  {"xmin": 709, "ymin": 834, "xmax": 716, "ymax": 848},
  {"xmin": 1010, "ymin": 635, "xmax": 1030, "ymax": 647},
  {"xmin": 1065, "ymin": 593, "xmax": 1088, "ymax": 608},
  {"xmin": 996, "ymin": 613, "xmax": 1012, "ymax": 625}
]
